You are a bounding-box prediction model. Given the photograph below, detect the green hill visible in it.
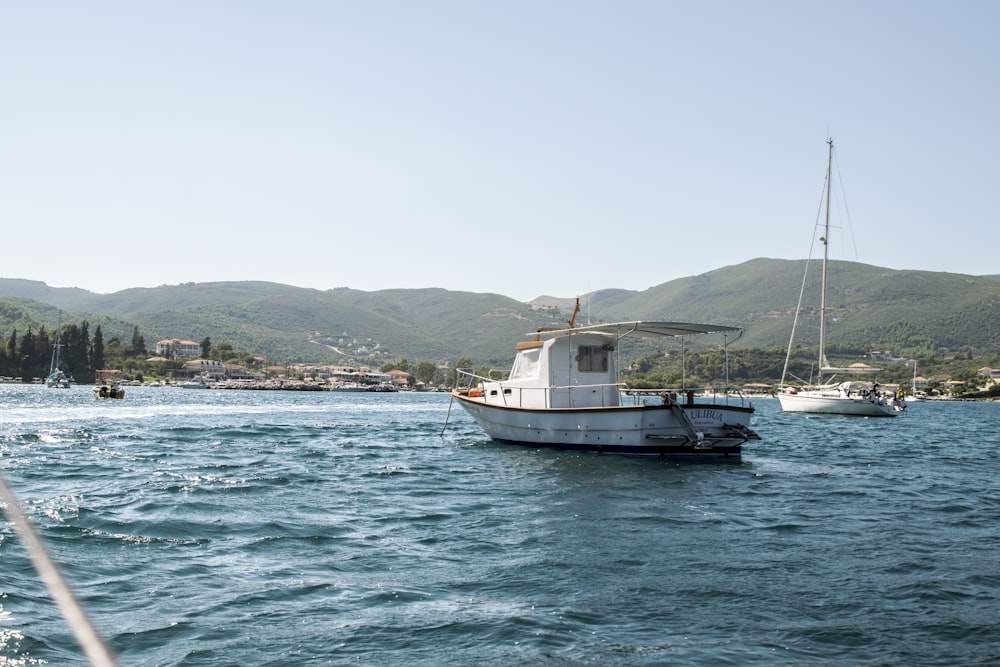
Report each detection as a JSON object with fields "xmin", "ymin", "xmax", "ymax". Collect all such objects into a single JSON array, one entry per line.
[
  {"xmin": 592, "ymin": 259, "xmax": 1000, "ymax": 354},
  {"xmin": 0, "ymin": 281, "xmax": 572, "ymax": 366},
  {"xmin": 2, "ymin": 259, "xmax": 998, "ymax": 366}
]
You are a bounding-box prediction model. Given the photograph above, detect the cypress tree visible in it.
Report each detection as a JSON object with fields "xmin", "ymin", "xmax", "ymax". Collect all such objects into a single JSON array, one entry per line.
[
  {"xmin": 91, "ymin": 325, "xmax": 105, "ymax": 375},
  {"xmin": 62, "ymin": 323, "xmax": 90, "ymax": 381},
  {"xmin": 4, "ymin": 329, "xmax": 16, "ymax": 377},
  {"xmin": 19, "ymin": 329, "xmax": 37, "ymax": 380},
  {"xmin": 132, "ymin": 326, "xmax": 147, "ymax": 355},
  {"xmin": 0, "ymin": 331, "xmax": 7, "ymax": 376}
]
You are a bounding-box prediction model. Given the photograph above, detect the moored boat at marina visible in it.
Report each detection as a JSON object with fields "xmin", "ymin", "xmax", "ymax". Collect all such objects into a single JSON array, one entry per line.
[
  {"xmin": 329, "ymin": 382, "xmax": 368, "ymax": 392},
  {"xmin": 46, "ymin": 369, "xmax": 71, "ymax": 389},
  {"xmin": 46, "ymin": 313, "xmax": 72, "ymax": 388}
]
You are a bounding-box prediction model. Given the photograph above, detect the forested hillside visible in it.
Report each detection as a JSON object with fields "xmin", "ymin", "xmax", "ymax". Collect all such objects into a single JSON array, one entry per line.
[
  {"xmin": 592, "ymin": 259, "xmax": 1000, "ymax": 356},
  {"xmin": 2, "ymin": 259, "xmax": 999, "ymax": 370},
  {"xmin": 0, "ymin": 283, "xmax": 572, "ymax": 367}
]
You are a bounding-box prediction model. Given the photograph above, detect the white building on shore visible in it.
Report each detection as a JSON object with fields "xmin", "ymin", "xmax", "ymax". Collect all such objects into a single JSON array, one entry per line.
[{"xmin": 155, "ymin": 339, "xmax": 201, "ymax": 359}]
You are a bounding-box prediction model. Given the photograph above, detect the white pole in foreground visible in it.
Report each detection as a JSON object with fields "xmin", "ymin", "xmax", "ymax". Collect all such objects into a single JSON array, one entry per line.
[{"xmin": 0, "ymin": 474, "xmax": 119, "ymax": 667}]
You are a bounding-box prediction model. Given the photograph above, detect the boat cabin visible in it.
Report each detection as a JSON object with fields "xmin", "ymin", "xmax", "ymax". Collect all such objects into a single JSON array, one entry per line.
[{"xmin": 480, "ymin": 331, "xmax": 620, "ymax": 409}]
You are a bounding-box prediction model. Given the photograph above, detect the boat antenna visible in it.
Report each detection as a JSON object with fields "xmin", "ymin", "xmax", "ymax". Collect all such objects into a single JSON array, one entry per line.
[{"xmin": 567, "ymin": 297, "xmax": 581, "ymax": 328}]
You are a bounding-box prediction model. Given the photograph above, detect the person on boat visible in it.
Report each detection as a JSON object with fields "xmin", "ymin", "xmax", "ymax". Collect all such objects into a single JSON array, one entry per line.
[{"xmin": 840, "ymin": 381, "xmax": 851, "ymax": 397}]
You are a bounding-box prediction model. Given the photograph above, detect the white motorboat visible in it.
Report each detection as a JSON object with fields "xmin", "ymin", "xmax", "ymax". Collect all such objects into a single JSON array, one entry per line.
[
  {"xmin": 329, "ymin": 382, "xmax": 368, "ymax": 392},
  {"xmin": 777, "ymin": 139, "xmax": 904, "ymax": 417},
  {"xmin": 449, "ymin": 302, "xmax": 759, "ymax": 459}
]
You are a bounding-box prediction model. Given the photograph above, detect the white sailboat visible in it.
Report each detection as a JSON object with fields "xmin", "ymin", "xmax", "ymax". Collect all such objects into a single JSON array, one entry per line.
[
  {"xmin": 777, "ymin": 139, "xmax": 905, "ymax": 417},
  {"xmin": 46, "ymin": 313, "xmax": 72, "ymax": 388},
  {"xmin": 906, "ymin": 359, "xmax": 923, "ymax": 402}
]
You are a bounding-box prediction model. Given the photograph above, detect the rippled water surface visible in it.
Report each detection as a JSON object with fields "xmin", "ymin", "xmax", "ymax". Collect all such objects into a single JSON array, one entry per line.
[{"xmin": 1, "ymin": 385, "xmax": 998, "ymax": 665}]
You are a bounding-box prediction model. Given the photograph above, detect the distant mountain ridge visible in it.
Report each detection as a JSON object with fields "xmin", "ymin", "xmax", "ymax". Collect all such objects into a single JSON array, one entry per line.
[{"xmin": 2, "ymin": 258, "xmax": 998, "ymax": 364}]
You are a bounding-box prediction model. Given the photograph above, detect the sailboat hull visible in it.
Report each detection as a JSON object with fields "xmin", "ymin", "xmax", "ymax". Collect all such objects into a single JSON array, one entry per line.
[{"xmin": 778, "ymin": 390, "xmax": 901, "ymax": 417}]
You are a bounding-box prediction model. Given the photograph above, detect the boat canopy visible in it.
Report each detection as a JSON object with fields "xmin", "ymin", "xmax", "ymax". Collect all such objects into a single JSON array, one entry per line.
[
  {"xmin": 529, "ymin": 321, "xmax": 743, "ymax": 340},
  {"xmin": 819, "ymin": 355, "xmax": 882, "ymax": 375},
  {"xmin": 820, "ymin": 365, "xmax": 882, "ymax": 374}
]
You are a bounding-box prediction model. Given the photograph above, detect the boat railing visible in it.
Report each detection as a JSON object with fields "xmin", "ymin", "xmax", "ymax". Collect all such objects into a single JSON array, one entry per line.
[
  {"xmin": 455, "ymin": 369, "xmax": 617, "ymax": 407},
  {"xmin": 621, "ymin": 386, "xmax": 752, "ymax": 408},
  {"xmin": 454, "ymin": 368, "xmax": 501, "ymax": 389},
  {"xmin": 456, "ymin": 370, "xmax": 752, "ymax": 409},
  {"xmin": 457, "ymin": 382, "xmax": 619, "ymax": 410}
]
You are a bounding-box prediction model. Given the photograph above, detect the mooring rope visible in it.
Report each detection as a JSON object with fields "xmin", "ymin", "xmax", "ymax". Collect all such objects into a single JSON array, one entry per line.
[{"xmin": 439, "ymin": 394, "xmax": 455, "ymax": 436}]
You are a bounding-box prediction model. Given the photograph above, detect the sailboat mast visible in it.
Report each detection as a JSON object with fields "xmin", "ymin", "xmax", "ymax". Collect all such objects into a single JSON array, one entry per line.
[
  {"xmin": 51, "ymin": 310, "xmax": 62, "ymax": 373},
  {"xmin": 817, "ymin": 138, "xmax": 833, "ymax": 378}
]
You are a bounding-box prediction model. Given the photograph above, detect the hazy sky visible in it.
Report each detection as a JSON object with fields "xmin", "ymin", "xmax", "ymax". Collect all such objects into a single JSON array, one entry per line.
[{"xmin": 2, "ymin": 2, "xmax": 997, "ymax": 301}]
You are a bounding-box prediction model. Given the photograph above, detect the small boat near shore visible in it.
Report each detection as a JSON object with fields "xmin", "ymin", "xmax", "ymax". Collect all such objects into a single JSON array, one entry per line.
[
  {"xmin": 329, "ymin": 382, "xmax": 368, "ymax": 392},
  {"xmin": 93, "ymin": 370, "xmax": 125, "ymax": 399},
  {"xmin": 46, "ymin": 369, "xmax": 71, "ymax": 389},
  {"xmin": 449, "ymin": 301, "xmax": 759, "ymax": 459}
]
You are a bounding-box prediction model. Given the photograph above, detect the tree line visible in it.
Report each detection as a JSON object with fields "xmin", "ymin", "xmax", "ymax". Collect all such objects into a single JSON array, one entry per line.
[
  {"xmin": 5, "ymin": 319, "xmax": 998, "ymax": 395},
  {"xmin": 0, "ymin": 321, "xmax": 147, "ymax": 384},
  {"xmin": 624, "ymin": 345, "xmax": 1000, "ymax": 394}
]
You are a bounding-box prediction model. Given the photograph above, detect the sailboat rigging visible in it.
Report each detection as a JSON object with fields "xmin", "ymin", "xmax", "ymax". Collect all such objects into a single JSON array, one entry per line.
[
  {"xmin": 777, "ymin": 139, "xmax": 905, "ymax": 417},
  {"xmin": 46, "ymin": 312, "xmax": 72, "ymax": 388}
]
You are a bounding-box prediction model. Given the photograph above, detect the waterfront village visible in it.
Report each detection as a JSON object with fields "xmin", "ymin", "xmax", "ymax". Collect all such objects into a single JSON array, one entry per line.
[
  {"xmin": 113, "ymin": 339, "xmax": 1000, "ymax": 397},
  {"xmin": 0, "ymin": 337, "xmax": 410, "ymax": 391},
  {"xmin": 146, "ymin": 338, "xmax": 410, "ymax": 391},
  {"xmin": 4, "ymin": 335, "xmax": 999, "ymax": 398}
]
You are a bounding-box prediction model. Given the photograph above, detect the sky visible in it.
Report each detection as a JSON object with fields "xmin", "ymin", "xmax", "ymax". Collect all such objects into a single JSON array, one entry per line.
[{"xmin": 2, "ymin": 1, "xmax": 997, "ymax": 302}]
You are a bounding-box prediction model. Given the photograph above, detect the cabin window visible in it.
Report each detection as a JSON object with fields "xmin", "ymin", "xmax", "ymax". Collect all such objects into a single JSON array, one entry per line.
[
  {"xmin": 577, "ymin": 345, "xmax": 609, "ymax": 373},
  {"xmin": 509, "ymin": 347, "xmax": 542, "ymax": 381}
]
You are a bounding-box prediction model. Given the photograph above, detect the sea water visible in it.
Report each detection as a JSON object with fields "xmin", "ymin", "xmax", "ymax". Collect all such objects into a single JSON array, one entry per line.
[{"xmin": 1, "ymin": 385, "xmax": 998, "ymax": 666}]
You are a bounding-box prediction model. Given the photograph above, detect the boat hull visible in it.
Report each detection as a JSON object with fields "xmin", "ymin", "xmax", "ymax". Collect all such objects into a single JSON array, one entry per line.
[
  {"xmin": 454, "ymin": 393, "xmax": 756, "ymax": 459},
  {"xmin": 777, "ymin": 391, "xmax": 901, "ymax": 416},
  {"xmin": 93, "ymin": 385, "xmax": 125, "ymax": 399}
]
